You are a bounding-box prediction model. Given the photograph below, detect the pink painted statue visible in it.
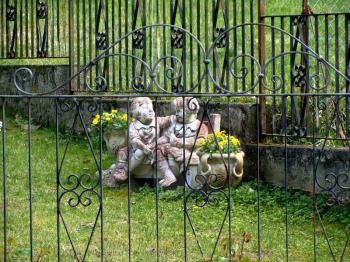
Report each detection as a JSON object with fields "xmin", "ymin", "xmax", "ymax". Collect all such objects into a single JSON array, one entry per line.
[{"xmin": 156, "ymin": 97, "xmax": 208, "ymax": 187}]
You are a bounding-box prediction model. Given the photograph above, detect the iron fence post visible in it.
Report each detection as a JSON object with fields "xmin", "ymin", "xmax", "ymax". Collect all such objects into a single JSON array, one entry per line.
[
  {"xmin": 258, "ymin": 0, "xmax": 266, "ymax": 136},
  {"xmin": 69, "ymin": 0, "xmax": 74, "ymax": 93}
]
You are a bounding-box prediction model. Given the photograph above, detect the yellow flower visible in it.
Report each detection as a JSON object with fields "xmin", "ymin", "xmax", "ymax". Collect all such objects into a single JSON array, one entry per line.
[
  {"xmin": 197, "ymin": 139, "xmax": 205, "ymax": 146},
  {"xmin": 111, "ymin": 109, "xmax": 118, "ymax": 113},
  {"xmin": 121, "ymin": 114, "xmax": 128, "ymax": 121},
  {"xmin": 105, "ymin": 117, "xmax": 112, "ymax": 121},
  {"xmin": 230, "ymin": 136, "xmax": 240, "ymax": 146},
  {"xmin": 92, "ymin": 114, "xmax": 100, "ymax": 126},
  {"xmin": 215, "ymin": 130, "xmax": 225, "ymax": 137},
  {"xmin": 92, "ymin": 118, "xmax": 99, "ymax": 126},
  {"xmin": 103, "ymin": 112, "xmax": 111, "ymax": 117},
  {"xmin": 218, "ymin": 140, "xmax": 226, "ymax": 149}
]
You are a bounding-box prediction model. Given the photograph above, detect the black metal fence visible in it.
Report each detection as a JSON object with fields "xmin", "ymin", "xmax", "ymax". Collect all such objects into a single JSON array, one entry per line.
[
  {"xmin": 0, "ymin": 23, "xmax": 349, "ymax": 261},
  {"xmin": 0, "ymin": 0, "xmax": 70, "ymax": 59}
]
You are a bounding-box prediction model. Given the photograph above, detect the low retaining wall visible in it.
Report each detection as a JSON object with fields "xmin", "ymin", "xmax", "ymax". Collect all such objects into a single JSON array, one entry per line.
[
  {"xmin": 0, "ymin": 65, "xmax": 258, "ymax": 143},
  {"xmin": 244, "ymin": 144, "xmax": 350, "ymax": 194}
]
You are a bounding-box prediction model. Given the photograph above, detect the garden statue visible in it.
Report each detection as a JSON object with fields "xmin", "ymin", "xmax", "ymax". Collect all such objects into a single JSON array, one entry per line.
[
  {"xmin": 107, "ymin": 97, "xmax": 171, "ymax": 187},
  {"xmin": 157, "ymin": 97, "xmax": 208, "ymax": 187}
]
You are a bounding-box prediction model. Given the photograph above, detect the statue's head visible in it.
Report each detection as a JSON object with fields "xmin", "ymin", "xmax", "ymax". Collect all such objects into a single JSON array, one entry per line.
[
  {"xmin": 131, "ymin": 97, "xmax": 155, "ymax": 125},
  {"xmin": 172, "ymin": 97, "xmax": 200, "ymax": 124}
]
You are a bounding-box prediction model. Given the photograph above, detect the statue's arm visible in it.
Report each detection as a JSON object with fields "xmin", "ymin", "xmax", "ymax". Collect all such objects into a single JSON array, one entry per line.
[{"xmin": 157, "ymin": 115, "xmax": 173, "ymax": 129}]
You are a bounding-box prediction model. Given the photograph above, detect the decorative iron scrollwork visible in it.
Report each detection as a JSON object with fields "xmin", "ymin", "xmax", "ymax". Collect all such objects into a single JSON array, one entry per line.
[
  {"xmin": 7, "ymin": 50, "xmax": 15, "ymax": 58},
  {"xmin": 36, "ymin": 1, "xmax": 47, "ymax": 19},
  {"xmin": 171, "ymin": 84, "xmax": 184, "ymax": 93},
  {"xmin": 37, "ymin": 50, "xmax": 47, "ymax": 58},
  {"xmin": 293, "ymin": 65, "xmax": 307, "ymax": 88},
  {"xmin": 171, "ymin": 28, "xmax": 184, "ymax": 49},
  {"xmin": 293, "ymin": 126, "xmax": 307, "ymax": 137},
  {"xmin": 132, "ymin": 29, "xmax": 144, "ymax": 49},
  {"xmin": 214, "ymin": 28, "xmax": 226, "ymax": 48},
  {"xmin": 96, "ymin": 32, "xmax": 107, "ymax": 50},
  {"xmin": 6, "ymin": 5, "xmax": 16, "ymax": 21}
]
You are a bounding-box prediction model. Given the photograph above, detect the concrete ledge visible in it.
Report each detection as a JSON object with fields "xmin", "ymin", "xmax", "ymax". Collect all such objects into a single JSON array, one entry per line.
[{"xmin": 244, "ymin": 144, "xmax": 350, "ymax": 193}]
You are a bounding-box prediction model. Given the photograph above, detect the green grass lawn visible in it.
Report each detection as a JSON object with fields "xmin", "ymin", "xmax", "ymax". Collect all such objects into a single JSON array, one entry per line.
[{"xmin": 0, "ymin": 115, "xmax": 349, "ymax": 261}]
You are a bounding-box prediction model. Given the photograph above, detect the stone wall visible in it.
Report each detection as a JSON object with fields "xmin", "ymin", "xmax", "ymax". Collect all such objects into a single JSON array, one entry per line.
[
  {"xmin": 244, "ymin": 144, "xmax": 350, "ymax": 194},
  {"xmin": 0, "ymin": 65, "xmax": 258, "ymax": 143}
]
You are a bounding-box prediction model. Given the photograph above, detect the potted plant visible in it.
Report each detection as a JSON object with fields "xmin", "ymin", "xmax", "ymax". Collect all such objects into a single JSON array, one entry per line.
[
  {"xmin": 197, "ymin": 130, "xmax": 244, "ymax": 188},
  {"xmin": 91, "ymin": 109, "xmax": 130, "ymax": 156}
]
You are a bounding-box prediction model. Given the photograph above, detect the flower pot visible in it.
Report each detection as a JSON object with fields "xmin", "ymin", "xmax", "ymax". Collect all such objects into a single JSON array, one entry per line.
[
  {"xmin": 198, "ymin": 151, "xmax": 245, "ymax": 188},
  {"xmin": 103, "ymin": 129, "xmax": 127, "ymax": 156}
]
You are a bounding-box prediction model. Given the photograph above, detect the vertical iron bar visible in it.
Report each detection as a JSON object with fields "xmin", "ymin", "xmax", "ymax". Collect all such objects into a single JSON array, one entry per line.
[
  {"xmin": 51, "ymin": 0, "xmax": 55, "ymax": 57},
  {"xmin": 170, "ymin": 0, "xmax": 174, "ymax": 90},
  {"xmin": 26, "ymin": 0, "xmax": 29, "ymax": 57},
  {"xmin": 241, "ymin": 0, "xmax": 246, "ymax": 91},
  {"xmin": 28, "ymin": 99, "xmax": 34, "ymax": 262},
  {"xmin": 271, "ymin": 17, "xmax": 276, "ymax": 133},
  {"xmin": 290, "ymin": 17, "xmax": 295, "ymax": 130},
  {"xmin": 250, "ymin": 0, "xmax": 254, "ymax": 89},
  {"xmin": 98, "ymin": 99, "xmax": 104, "ymax": 262},
  {"xmin": 150, "ymin": 0, "xmax": 153, "ymax": 91},
  {"xmin": 162, "ymin": 0, "xmax": 167, "ymax": 90},
  {"xmin": 125, "ymin": 0, "xmax": 129, "ymax": 91},
  {"xmin": 127, "ymin": 98, "xmax": 131, "ymax": 262},
  {"xmin": 31, "ymin": 0, "xmax": 34, "ymax": 56},
  {"xmin": 325, "ymin": 15, "xmax": 329, "ymax": 74},
  {"xmin": 20, "ymin": 0, "xmax": 23, "ymax": 57},
  {"xmin": 131, "ymin": 0, "xmax": 135, "ymax": 91},
  {"xmin": 154, "ymin": 97, "xmax": 160, "ymax": 262},
  {"xmin": 105, "ymin": 0, "xmax": 109, "ymax": 88},
  {"xmin": 182, "ymin": 0, "xmax": 186, "ymax": 92},
  {"xmin": 69, "ymin": 0, "xmax": 75, "ymax": 91},
  {"xmin": 196, "ymin": 0, "xmax": 200, "ymax": 92},
  {"xmin": 258, "ymin": 0, "xmax": 266, "ymax": 134},
  {"xmin": 225, "ymin": 1, "xmax": 232, "ymax": 255},
  {"xmin": 227, "ymin": 96, "xmax": 232, "ymax": 261},
  {"xmin": 2, "ymin": 99, "xmax": 7, "ymax": 262},
  {"xmin": 281, "ymin": 16, "xmax": 285, "ymax": 95},
  {"xmin": 182, "ymin": 96, "xmax": 187, "ymax": 262},
  {"xmin": 212, "ymin": 0, "xmax": 216, "ymax": 82},
  {"xmin": 189, "ymin": 0, "xmax": 193, "ymax": 90},
  {"xmin": 55, "ymin": 99, "xmax": 60, "ymax": 262},
  {"xmin": 76, "ymin": 0, "xmax": 80, "ymax": 90},
  {"xmin": 256, "ymin": 96, "xmax": 261, "ymax": 260},
  {"xmin": 116, "ymin": 0, "xmax": 121, "ymax": 91},
  {"xmin": 14, "ymin": 0, "xmax": 17, "ymax": 57},
  {"xmin": 57, "ymin": 0, "xmax": 60, "ymax": 55},
  {"xmin": 346, "ymin": 14, "xmax": 350, "ymax": 137},
  {"xmin": 205, "ymin": 0, "xmax": 208, "ymax": 92},
  {"xmin": 89, "ymin": 0, "xmax": 92, "ymax": 88},
  {"xmin": 335, "ymin": 15, "xmax": 340, "ymax": 137},
  {"xmin": 142, "ymin": 0, "xmax": 146, "ymax": 89},
  {"xmin": 5, "ymin": 0, "xmax": 8, "ymax": 57},
  {"xmin": 83, "ymin": 0, "xmax": 87, "ymax": 87},
  {"xmin": 0, "ymin": 1, "xmax": 3, "ymax": 57},
  {"xmin": 233, "ymin": 0, "xmax": 237, "ymax": 92},
  {"xmin": 312, "ymin": 95, "xmax": 317, "ymax": 262},
  {"xmin": 45, "ymin": 0, "xmax": 49, "ymax": 56},
  {"xmin": 315, "ymin": 15, "xmax": 319, "ymax": 136},
  {"xmin": 283, "ymin": 95, "xmax": 289, "ymax": 261}
]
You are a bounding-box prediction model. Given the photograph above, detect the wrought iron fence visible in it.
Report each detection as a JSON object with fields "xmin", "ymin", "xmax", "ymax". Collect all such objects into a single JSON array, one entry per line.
[
  {"xmin": 0, "ymin": 0, "xmax": 70, "ymax": 59},
  {"xmin": 0, "ymin": 23, "xmax": 349, "ymax": 261}
]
